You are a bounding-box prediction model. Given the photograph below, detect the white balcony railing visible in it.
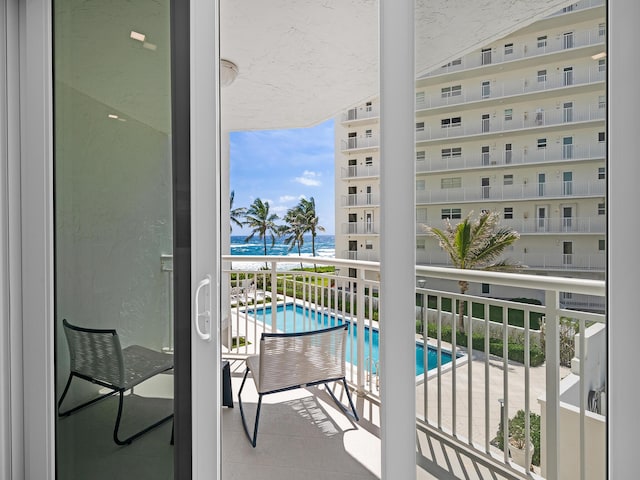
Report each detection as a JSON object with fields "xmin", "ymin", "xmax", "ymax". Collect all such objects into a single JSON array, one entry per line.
[
  {"xmin": 416, "ymin": 142, "xmax": 605, "ymax": 173},
  {"xmin": 423, "ymin": 26, "xmax": 605, "ymax": 78},
  {"xmin": 501, "ymin": 216, "xmax": 606, "ymax": 234},
  {"xmin": 341, "ymin": 105, "xmax": 380, "ymax": 123},
  {"xmin": 416, "ymin": 66, "xmax": 605, "ymax": 111},
  {"xmin": 547, "ymin": 0, "xmax": 605, "ymax": 17},
  {"xmin": 340, "ymin": 135, "xmax": 380, "ymax": 151},
  {"xmin": 341, "ymin": 192, "xmax": 380, "ymax": 207},
  {"xmin": 416, "ymin": 179, "xmax": 605, "ymax": 204},
  {"xmin": 341, "ymin": 222, "xmax": 380, "ymax": 235},
  {"xmin": 416, "ymin": 249, "xmax": 605, "ymax": 271},
  {"xmin": 222, "ymin": 256, "xmax": 606, "ymax": 479},
  {"xmin": 340, "ymin": 164, "xmax": 380, "ymax": 179},
  {"xmin": 416, "ymin": 104, "xmax": 605, "ymax": 142}
]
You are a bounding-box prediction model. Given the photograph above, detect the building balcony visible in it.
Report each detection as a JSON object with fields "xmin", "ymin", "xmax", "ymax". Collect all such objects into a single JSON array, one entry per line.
[
  {"xmin": 341, "ymin": 135, "xmax": 380, "ymax": 152},
  {"xmin": 416, "ymin": 250, "xmax": 605, "ymax": 271},
  {"xmin": 416, "ymin": 104, "xmax": 605, "ymax": 143},
  {"xmin": 422, "ymin": 25, "xmax": 605, "ymax": 79},
  {"xmin": 416, "ymin": 142, "xmax": 605, "ymax": 173},
  {"xmin": 341, "ymin": 164, "xmax": 380, "ymax": 179},
  {"xmin": 416, "ymin": 66, "xmax": 604, "ymax": 112},
  {"xmin": 339, "ymin": 250, "xmax": 380, "ymax": 262},
  {"xmin": 341, "ymin": 222, "xmax": 379, "ymax": 235},
  {"xmin": 501, "ymin": 216, "xmax": 606, "ymax": 234},
  {"xmin": 341, "ymin": 105, "xmax": 380, "ymax": 124},
  {"xmin": 222, "ymin": 255, "xmax": 606, "ymax": 479},
  {"xmin": 341, "ymin": 193, "xmax": 380, "ymax": 207},
  {"xmin": 416, "ymin": 179, "xmax": 605, "ymax": 204}
]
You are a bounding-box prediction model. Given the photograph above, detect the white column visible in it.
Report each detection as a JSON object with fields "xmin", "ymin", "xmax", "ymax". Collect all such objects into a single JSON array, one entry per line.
[
  {"xmin": 379, "ymin": 0, "xmax": 416, "ymax": 478},
  {"xmin": 608, "ymin": 1, "xmax": 640, "ymax": 478}
]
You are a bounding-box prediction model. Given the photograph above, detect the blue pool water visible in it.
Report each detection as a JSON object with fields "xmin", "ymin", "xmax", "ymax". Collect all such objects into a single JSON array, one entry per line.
[{"xmin": 249, "ymin": 303, "xmax": 455, "ymax": 376}]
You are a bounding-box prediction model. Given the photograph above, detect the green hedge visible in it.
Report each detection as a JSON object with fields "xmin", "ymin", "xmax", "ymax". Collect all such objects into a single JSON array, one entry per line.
[
  {"xmin": 425, "ymin": 323, "xmax": 545, "ymax": 367},
  {"xmin": 426, "ymin": 296, "xmax": 543, "ymax": 330}
]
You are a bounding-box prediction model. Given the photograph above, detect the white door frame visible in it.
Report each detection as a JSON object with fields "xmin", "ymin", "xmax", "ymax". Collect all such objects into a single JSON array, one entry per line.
[{"xmin": 15, "ymin": 0, "xmax": 221, "ymax": 478}]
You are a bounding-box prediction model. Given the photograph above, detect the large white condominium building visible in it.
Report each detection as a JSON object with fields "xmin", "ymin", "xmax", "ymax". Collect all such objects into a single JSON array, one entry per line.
[{"xmin": 334, "ymin": 0, "xmax": 605, "ymax": 308}]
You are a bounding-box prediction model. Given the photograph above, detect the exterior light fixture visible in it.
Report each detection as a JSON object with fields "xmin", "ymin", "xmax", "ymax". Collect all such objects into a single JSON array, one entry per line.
[{"xmin": 220, "ymin": 59, "xmax": 239, "ymax": 87}]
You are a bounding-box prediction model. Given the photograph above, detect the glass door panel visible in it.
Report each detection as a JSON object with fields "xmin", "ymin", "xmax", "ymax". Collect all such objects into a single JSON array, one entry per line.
[{"xmin": 53, "ymin": 0, "xmax": 179, "ymax": 477}]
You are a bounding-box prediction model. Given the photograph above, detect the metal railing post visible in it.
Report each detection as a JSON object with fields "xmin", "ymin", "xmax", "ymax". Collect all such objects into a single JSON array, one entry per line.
[
  {"xmin": 356, "ymin": 266, "xmax": 366, "ymax": 395},
  {"xmin": 544, "ymin": 289, "xmax": 560, "ymax": 479},
  {"xmin": 270, "ymin": 261, "xmax": 278, "ymax": 332}
]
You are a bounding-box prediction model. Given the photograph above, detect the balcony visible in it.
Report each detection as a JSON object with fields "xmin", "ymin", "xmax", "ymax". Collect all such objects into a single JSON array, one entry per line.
[
  {"xmin": 423, "ymin": 26, "xmax": 605, "ymax": 78},
  {"xmin": 341, "ymin": 164, "xmax": 380, "ymax": 179},
  {"xmin": 416, "ymin": 250, "xmax": 605, "ymax": 271},
  {"xmin": 341, "ymin": 135, "xmax": 380, "ymax": 152},
  {"xmin": 341, "ymin": 222, "xmax": 380, "ymax": 235},
  {"xmin": 416, "ymin": 179, "xmax": 605, "ymax": 204},
  {"xmin": 416, "ymin": 143, "xmax": 605, "ymax": 173},
  {"xmin": 341, "ymin": 192, "xmax": 380, "ymax": 207},
  {"xmin": 416, "ymin": 104, "xmax": 605, "ymax": 143},
  {"xmin": 416, "ymin": 66, "xmax": 604, "ymax": 112},
  {"xmin": 222, "ymin": 256, "xmax": 606, "ymax": 479},
  {"xmin": 341, "ymin": 105, "xmax": 381, "ymax": 123},
  {"xmin": 501, "ymin": 216, "xmax": 605, "ymax": 234}
]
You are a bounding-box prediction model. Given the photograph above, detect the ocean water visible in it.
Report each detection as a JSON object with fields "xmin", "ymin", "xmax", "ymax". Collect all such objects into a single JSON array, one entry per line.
[{"xmin": 230, "ymin": 234, "xmax": 335, "ymax": 270}]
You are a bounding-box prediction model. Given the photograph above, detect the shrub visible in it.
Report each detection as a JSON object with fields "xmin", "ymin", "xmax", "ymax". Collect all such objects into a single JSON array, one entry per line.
[
  {"xmin": 426, "ymin": 324, "xmax": 545, "ymax": 367},
  {"xmin": 496, "ymin": 409, "xmax": 541, "ymax": 466}
]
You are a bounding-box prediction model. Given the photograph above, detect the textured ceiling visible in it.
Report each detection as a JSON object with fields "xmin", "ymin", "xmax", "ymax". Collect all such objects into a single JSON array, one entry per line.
[
  {"xmin": 221, "ymin": 0, "xmax": 573, "ymax": 131},
  {"xmin": 54, "ymin": 0, "xmax": 573, "ymax": 134}
]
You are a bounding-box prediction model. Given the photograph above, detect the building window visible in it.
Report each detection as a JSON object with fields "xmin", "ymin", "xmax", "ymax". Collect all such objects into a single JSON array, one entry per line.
[
  {"xmin": 598, "ymin": 167, "xmax": 606, "ymax": 180},
  {"xmin": 442, "ymin": 58, "xmax": 462, "ymax": 68},
  {"xmin": 441, "ymin": 147, "xmax": 462, "ymax": 159},
  {"xmin": 416, "ymin": 91, "xmax": 425, "ymax": 106},
  {"xmin": 537, "ymin": 35, "xmax": 547, "ymax": 48},
  {"xmin": 598, "ymin": 131, "xmax": 605, "ymax": 143},
  {"xmin": 481, "ymin": 48, "xmax": 492, "ymax": 65},
  {"xmin": 598, "ymin": 95, "xmax": 606, "ymax": 109},
  {"xmin": 416, "ymin": 122, "xmax": 425, "ymax": 132},
  {"xmin": 504, "ymin": 43, "xmax": 514, "ymax": 55},
  {"xmin": 365, "ymin": 240, "xmax": 373, "ymax": 250},
  {"xmin": 503, "ymin": 174, "xmax": 514, "ymax": 186},
  {"xmin": 504, "ymin": 108, "xmax": 513, "ymax": 121},
  {"xmin": 598, "ymin": 202, "xmax": 606, "ymax": 215},
  {"xmin": 365, "ymin": 156, "xmax": 373, "ymax": 165},
  {"xmin": 598, "ymin": 59, "xmax": 606, "ymax": 73},
  {"xmin": 504, "ymin": 207, "xmax": 513, "ymax": 219},
  {"xmin": 416, "ymin": 239, "xmax": 426, "ymax": 250},
  {"xmin": 598, "ymin": 239, "xmax": 605, "ymax": 251},
  {"xmin": 416, "ymin": 151, "xmax": 425, "ymax": 161},
  {"xmin": 537, "ymin": 69, "xmax": 547, "ymax": 83},
  {"xmin": 441, "ymin": 85, "xmax": 462, "ymax": 97},
  {"xmin": 441, "ymin": 177, "xmax": 462, "ymax": 189},
  {"xmin": 599, "ymin": 23, "xmax": 606, "ymax": 37},
  {"xmin": 416, "ymin": 179, "xmax": 426, "ymax": 191},
  {"xmin": 537, "ymin": 138, "xmax": 547, "ymax": 149},
  {"xmin": 441, "ymin": 116, "xmax": 461, "ymax": 128},
  {"xmin": 441, "ymin": 208, "xmax": 462, "ymax": 219},
  {"xmin": 365, "ymin": 129, "xmax": 372, "ymax": 138},
  {"xmin": 365, "ymin": 102, "xmax": 372, "ymax": 112},
  {"xmin": 482, "ymin": 283, "xmax": 490, "ymax": 294}
]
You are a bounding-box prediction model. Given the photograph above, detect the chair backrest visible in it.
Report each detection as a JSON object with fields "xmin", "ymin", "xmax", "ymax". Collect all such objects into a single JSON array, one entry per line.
[
  {"xmin": 258, "ymin": 324, "xmax": 348, "ymax": 393},
  {"xmin": 62, "ymin": 319, "xmax": 125, "ymax": 388}
]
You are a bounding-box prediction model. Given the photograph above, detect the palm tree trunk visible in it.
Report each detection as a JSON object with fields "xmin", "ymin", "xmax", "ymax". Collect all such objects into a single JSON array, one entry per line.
[
  {"xmin": 263, "ymin": 236, "xmax": 268, "ymax": 269},
  {"xmin": 458, "ymin": 280, "xmax": 469, "ymax": 333}
]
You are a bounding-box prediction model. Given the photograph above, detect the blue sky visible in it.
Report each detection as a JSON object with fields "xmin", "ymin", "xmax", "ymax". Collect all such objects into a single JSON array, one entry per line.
[{"xmin": 230, "ymin": 118, "xmax": 335, "ymax": 236}]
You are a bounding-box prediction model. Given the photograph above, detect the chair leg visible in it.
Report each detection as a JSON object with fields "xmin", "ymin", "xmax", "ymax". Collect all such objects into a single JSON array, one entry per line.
[
  {"xmin": 238, "ymin": 368, "xmax": 262, "ymax": 447},
  {"xmin": 113, "ymin": 390, "xmax": 174, "ymax": 446},
  {"xmin": 57, "ymin": 373, "xmax": 119, "ymax": 417},
  {"xmin": 325, "ymin": 378, "xmax": 359, "ymax": 421}
]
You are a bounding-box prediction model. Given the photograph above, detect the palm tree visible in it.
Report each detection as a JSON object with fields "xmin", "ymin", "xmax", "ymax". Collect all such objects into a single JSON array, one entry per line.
[
  {"xmin": 229, "ymin": 190, "xmax": 246, "ymax": 233},
  {"xmin": 281, "ymin": 208, "xmax": 306, "ymax": 268},
  {"xmin": 244, "ymin": 198, "xmax": 280, "ymax": 267},
  {"xmin": 297, "ymin": 197, "xmax": 325, "ymax": 258},
  {"xmin": 425, "ymin": 210, "xmax": 522, "ymax": 332}
]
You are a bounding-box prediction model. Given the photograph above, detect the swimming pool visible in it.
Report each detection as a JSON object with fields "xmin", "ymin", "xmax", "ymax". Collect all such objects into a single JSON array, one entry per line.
[{"xmin": 248, "ymin": 303, "xmax": 456, "ymax": 376}]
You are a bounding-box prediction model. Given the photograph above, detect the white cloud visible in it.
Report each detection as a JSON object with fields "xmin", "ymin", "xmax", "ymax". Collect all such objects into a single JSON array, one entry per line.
[
  {"xmin": 279, "ymin": 195, "xmax": 297, "ymax": 203},
  {"xmin": 294, "ymin": 170, "xmax": 322, "ymax": 187}
]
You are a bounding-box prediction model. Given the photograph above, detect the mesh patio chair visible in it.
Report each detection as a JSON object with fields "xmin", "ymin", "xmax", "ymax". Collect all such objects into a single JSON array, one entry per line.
[
  {"xmin": 57, "ymin": 319, "xmax": 174, "ymax": 445},
  {"xmin": 238, "ymin": 323, "xmax": 359, "ymax": 447}
]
